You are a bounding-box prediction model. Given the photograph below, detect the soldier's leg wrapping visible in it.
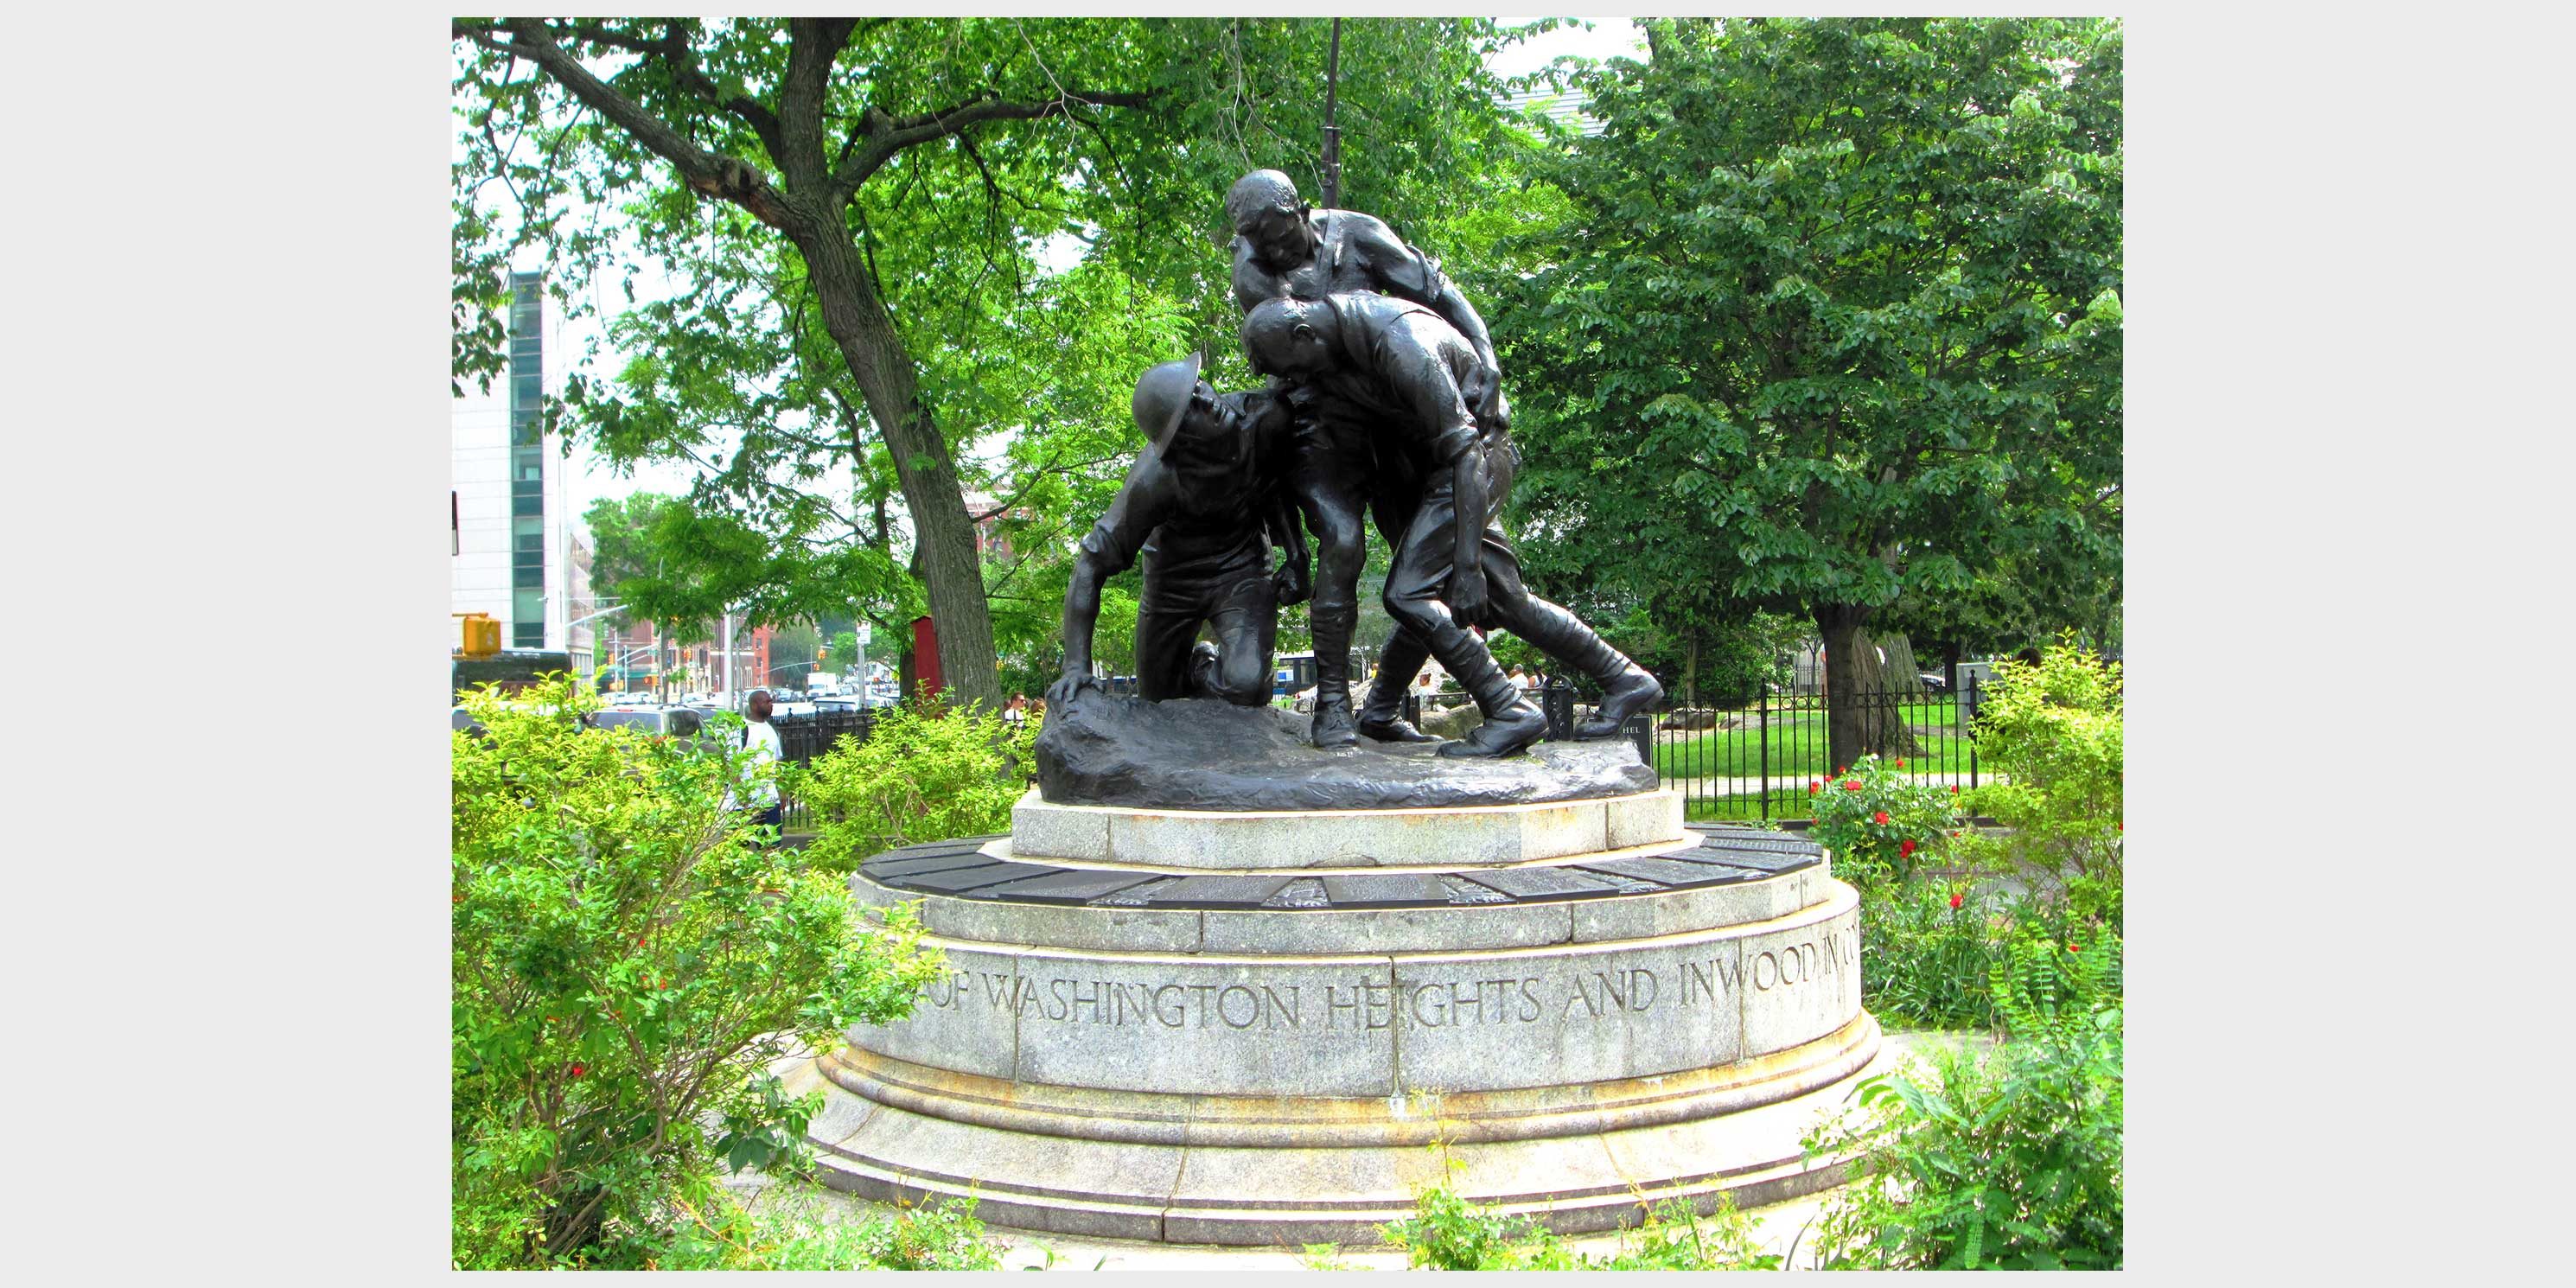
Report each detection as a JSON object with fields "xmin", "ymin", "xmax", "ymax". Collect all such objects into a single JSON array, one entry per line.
[
  {"xmin": 1381, "ymin": 483, "xmax": 1543, "ymax": 759},
  {"xmin": 1293, "ymin": 468, "xmax": 1374, "ymax": 747},
  {"xmin": 1479, "ymin": 541, "xmax": 1664, "ymax": 740}
]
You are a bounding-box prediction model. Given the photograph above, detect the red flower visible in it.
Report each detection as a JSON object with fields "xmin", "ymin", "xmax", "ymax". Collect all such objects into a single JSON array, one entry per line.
[
  {"xmin": 1900, "ymin": 838, "xmax": 1917, "ymax": 858},
  {"xmin": 1948, "ymin": 891, "xmax": 1963, "ymax": 910},
  {"xmin": 1809, "ymin": 780, "xmax": 1821, "ymax": 793},
  {"xmin": 2116, "ymin": 822, "xmax": 2124, "ymax": 832},
  {"xmin": 1872, "ymin": 811, "xmax": 1890, "ymax": 825},
  {"xmin": 2067, "ymin": 943, "xmax": 2081, "ymax": 953},
  {"xmin": 1950, "ymin": 784, "xmax": 1961, "ymax": 794},
  {"xmin": 570, "ymin": 1062, "xmax": 587, "ymax": 1078},
  {"xmin": 1843, "ymin": 781, "xmax": 1863, "ymax": 791},
  {"xmin": 1895, "ymin": 758, "xmax": 1906, "ymax": 768}
]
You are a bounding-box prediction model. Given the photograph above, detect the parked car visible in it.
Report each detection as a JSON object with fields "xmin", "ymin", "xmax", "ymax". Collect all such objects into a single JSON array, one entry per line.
[{"xmin": 587, "ymin": 705, "xmax": 733, "ymax": 755}]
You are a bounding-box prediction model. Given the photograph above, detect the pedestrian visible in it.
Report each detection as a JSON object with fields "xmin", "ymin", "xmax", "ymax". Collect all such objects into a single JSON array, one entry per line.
[
  {"xmin": 730, "ymin": 688, "xmax": 784, "ymax": 847},
  {"xmin": 1004, "ymin": 692, "xmax": 1030, "ymax": 729},
  {"xmin": 1508, "ymin": 664, "xmax": 1533, "ymax": 693}
]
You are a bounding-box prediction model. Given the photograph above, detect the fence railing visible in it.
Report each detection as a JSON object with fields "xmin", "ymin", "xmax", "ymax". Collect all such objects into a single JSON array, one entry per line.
[
  {"xmin": 1407, "ymin": 675, "xmax": 1982, "ymax": 825},
  {"xmin": 771, "ymin": 677, "xmax": 1982, "ymax": 832}
]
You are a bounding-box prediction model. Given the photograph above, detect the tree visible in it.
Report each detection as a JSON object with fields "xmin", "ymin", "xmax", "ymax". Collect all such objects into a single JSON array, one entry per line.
[
  {"xmin": 1500, "ymin": 17, "xmax": 2121, "ymax": 771},
  {"xmin": 455, "ymin": 18, "xmax": 1546, "ymax": 712}
]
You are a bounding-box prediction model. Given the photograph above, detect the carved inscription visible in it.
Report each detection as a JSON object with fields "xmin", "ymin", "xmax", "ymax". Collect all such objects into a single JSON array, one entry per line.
[{"xmin": 907, "ymin": 924, "xmax": 1858, "ymax": 1034}]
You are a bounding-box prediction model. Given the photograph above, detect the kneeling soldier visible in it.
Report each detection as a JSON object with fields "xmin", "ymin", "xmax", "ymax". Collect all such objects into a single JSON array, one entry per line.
[{"xmin": 1049, "ymin": 354, "xmax": 1310, "ymax": 711}]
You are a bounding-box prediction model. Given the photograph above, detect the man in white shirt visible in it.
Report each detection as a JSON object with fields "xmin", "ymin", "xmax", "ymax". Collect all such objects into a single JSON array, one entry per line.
[{"xmin": 734, "ymin": 689, "xmax": 785, "ymax": 845}]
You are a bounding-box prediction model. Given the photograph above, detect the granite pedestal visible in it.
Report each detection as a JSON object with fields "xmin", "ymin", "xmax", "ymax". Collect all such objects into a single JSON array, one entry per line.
[{"xmin": 795, "ymin": 743, "xmax": 1884, "ymax": 1244}]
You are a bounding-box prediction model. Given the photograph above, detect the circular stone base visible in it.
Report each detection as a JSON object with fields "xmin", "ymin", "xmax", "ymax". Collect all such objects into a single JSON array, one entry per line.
[{"xmin": 784, "ymin": 1018, "xmax": 1888, "ymax": 1246}]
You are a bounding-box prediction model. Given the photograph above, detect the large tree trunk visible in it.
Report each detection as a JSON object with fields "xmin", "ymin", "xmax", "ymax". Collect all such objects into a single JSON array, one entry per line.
[
  {"xmin": 1874, "ymin": 631, "xmax": 1928, "ymax": 696},
  {"xmin": 799, "ymin": 230, "xmax": 1003, "ymax": 712},
  {"xmin": 1816, "ymin": 605, "xmax": 1923, "ymax": 773}
]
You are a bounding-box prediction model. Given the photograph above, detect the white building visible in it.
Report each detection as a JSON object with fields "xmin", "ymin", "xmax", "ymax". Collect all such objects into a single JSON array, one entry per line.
[{"xmin": 452, "ymin": 271, "xmax": 594, "ymax": 674}]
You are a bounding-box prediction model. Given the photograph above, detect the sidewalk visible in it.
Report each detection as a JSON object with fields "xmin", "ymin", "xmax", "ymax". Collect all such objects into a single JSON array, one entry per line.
[{"xmin": 736, "ymin": 1030, "xmax": 1974, "ymax": 1271}]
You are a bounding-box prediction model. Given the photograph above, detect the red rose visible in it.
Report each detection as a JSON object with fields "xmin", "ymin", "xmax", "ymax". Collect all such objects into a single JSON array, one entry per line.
[
  {"xmin": 1809, "ymin": 780, "xmax": 1821, "ymax": 793},
  {"xmin": 570, "ymin": 1062, "xmax": 587, "ymax": 1078},
  {"xmin": 1872, "ymin": 811, "xmax": 1890, "ymax": 825},
  {"xmin": 1895, "ymin": 758, "xmax": 1906, "ymax": 768},
  {"xmin": 1950, "ymin": 784, "xmax": 1961, "ymax": 794},
  {"xmin": 1900, "ymin": 838, "xmax": 1917, "ymax": 858},
  {"xmin": 1948, "ymin": 891, "xmax": 1963, "ymax": 910},
  {"xmin": 2067, "ymin": 943, "xmax": 2081, "ymax": 953},
  {"xmin": 1843, "ymin": 781, "xmax": 1863, "ymax": 791}
]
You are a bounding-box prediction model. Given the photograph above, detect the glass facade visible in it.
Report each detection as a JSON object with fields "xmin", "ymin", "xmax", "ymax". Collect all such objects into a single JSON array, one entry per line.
[{"xmin": 507, "ymin": 273, "xmax": 545, "ymax": 647}]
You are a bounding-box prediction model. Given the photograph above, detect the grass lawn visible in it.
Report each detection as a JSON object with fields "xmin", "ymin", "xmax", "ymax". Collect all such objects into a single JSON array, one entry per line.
[{"xmin": 1648, "ymin": 695, "xmax": 1979, "ymax": 781}]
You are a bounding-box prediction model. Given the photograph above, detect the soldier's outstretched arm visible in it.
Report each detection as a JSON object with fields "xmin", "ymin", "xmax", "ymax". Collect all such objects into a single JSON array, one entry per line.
[{"xmin": 1347, "ymin": 214, "xmax": 1499, "ymax": 373}]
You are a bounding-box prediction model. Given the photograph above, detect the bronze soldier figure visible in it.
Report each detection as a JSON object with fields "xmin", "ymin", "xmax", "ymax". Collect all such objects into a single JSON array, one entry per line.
[
  {"xmin": 1226, "ymin": 169, "xmax": 1504, "ymax": 748},
  {"xmin": 1049, "ymin": 354, "xmax": 1310, "ymax": 712},
  {"xmin": 1241, "ymin": 294, "xmax": 1662, "ymax": 757}
]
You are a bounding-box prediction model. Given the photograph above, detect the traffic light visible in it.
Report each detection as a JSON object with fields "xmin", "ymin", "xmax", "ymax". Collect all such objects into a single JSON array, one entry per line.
[{"xmin": 458, "ymin": 613, "xmax": 501, "ymax": 658}]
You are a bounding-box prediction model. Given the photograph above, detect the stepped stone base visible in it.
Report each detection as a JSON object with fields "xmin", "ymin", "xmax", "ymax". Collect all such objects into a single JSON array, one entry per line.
[
  {"xmin": 807, "ymin": 817, "xmax": 1878, "ymax": 1243},
  {"xmin": 787, "ymin": 1018, "xmax": 1888, "ymax": 1245}
]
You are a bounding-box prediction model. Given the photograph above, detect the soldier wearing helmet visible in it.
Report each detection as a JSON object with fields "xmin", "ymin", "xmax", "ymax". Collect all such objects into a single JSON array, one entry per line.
[
  {"xmin": 1048, "ymin": 354, "xmax": 1309, "ymax": 712},
  {"xmin": 1225, "ymin": 169, "xmax": 1510, "ymax": 749}
]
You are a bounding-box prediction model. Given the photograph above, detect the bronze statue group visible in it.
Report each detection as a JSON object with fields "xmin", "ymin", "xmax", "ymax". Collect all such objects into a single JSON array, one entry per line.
[{"xmin": 1049, "ymin": 170, "xmax": 1661, "ymax": 760}]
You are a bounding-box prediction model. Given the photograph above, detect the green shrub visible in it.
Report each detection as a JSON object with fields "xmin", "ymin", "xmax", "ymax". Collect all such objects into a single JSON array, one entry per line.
[
  {"xmin": 1860, "ymin": 881, "xmax": 2004, "ymax": 1030},
  {"xmin": 1808, "ymin": 930, "xmax": 2125, "ymax": 1270},
  {"xmin": 1807, "ymin": 753, "xmax": 1966, "ymax": 887},
  {"xmin": 1380, "ymin": 1180, "xmax": 1778, "ymax": 1270},
  {"xmin": 789, "ymin": 699, "xmax": 1037, "ymax": 874},
  {"xmin": 1958, "ymin": 639, "xmax": 2124, "ymax": 928},
  {"xmin": 652, "ymin": 1192, "xmax": 1005, "ymax": 1271},
  {"xmin": 451, "ymin": 674, "xmax": 944, "ymax": 1269}
]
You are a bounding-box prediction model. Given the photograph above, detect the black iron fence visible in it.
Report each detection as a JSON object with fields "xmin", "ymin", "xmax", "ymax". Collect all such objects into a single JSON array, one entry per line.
[
  {"xmin": 766, "ymin": 676, "xmax": 1982, "ymax": 832},
  {"xmin": 1408, "ymin": 675, "xmax": 1983, "ymax": 825}
]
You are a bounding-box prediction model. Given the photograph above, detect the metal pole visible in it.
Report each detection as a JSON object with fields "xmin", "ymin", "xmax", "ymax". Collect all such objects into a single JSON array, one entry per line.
[
  {"xmin": 1759, "ymin": 686, "xmax": 1769, "ymax": 822},
  {"xmin": 1320, "ymin": 18, "xmax": 1343, "ymax": 209}
]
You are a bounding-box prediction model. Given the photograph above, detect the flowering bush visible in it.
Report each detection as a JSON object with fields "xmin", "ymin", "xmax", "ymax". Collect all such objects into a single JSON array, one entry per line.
[
  {"xmin": 1807, "ymin": 754, "xmax": 1964, "ymax": 886},
  {"xmin": 452, "ymin": 674, "xmax": 944, "ymax": 1268}
]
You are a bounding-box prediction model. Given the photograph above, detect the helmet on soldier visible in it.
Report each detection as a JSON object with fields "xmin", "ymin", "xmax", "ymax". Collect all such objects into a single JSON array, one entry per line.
[{"xmin": 1132, "ymin": 353, "xmax": 1204, "ymax": 451}]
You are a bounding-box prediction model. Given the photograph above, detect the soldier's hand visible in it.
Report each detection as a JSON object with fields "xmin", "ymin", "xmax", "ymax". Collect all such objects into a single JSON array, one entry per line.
[
  {"xmin": 1273, "ymin": 559, "xmax": 1313, "ymax": 607},
  {"xmin": 1460, "ymin": 363, "xmax": 1507, "ymax": 431},
  {"xmin": 1046, "ymin": 671, "xmax": 1102, "ymax": 712},
  {"xmin": 1447, "ymin": 567, "xmax": 1489, "ymax": 628}
]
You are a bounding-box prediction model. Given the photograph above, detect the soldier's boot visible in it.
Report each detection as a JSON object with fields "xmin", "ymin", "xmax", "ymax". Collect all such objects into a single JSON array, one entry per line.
[
  {"xmin": 1434, "ymin": 646, "xmax": 1546, "ymax": 760},
  {"xmin": 1355, "ymin": 630, "xmax": 1438, "ymax": 743},
  {"xmin": 1308, "ymin": 603, "xmax": 1359, "ymax": 749},
  {"xmin": 1516, "ymin": 598, "xmax": 1664, "ymax": 740}
]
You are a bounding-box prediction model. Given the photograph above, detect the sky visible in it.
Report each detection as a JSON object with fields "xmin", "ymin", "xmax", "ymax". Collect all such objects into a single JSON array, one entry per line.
[{"xmin": 545, "ymin": 17, "xmax": 1648, "ymax": 532}]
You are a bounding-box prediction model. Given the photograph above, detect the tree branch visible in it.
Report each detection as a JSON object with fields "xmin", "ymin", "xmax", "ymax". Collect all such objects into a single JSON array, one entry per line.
[
  {"xmin": 456, "ymin": 20, "xmax": 804, "ymax": 234},
  {"xmin": 827, "ymin": 88, "xmax": 1155, "ymax": 203}
]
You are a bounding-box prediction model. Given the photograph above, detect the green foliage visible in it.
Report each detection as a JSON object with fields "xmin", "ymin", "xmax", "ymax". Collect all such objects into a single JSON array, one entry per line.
[
  {"xmin": 1806, "ymin": 753, "xmax": 1963, "ymax": 886},
  {"xmin": 1859, "ymin": 881, "xmax": 2004, "ymax": 1030},
  {"xmin": 1380, "ymin": 1182, "xmax": 1780, "ymax": 1270},
  {"xmin": 653, "ymin": 1193, "xmax": 1004, "ymax": 1271},
  {"xmin": 789, "ymin": 701, "xmax": 1038, "ymax": 874},
  {"xmin": 1499, "ymin": 17, "xmax": 2121, "ymax": 745},
  {"xmin": 1957, "ymin": 638, "xmax": 2124, "ymax": 926},
  {"xmin": 1808, "ymin": 932, "xmax": 2124, "ymax": 1270},
  {"xmin": 450, "ymin": 673, "xmax": 944, "ymax": 1268},
  {"xmin": 1860, "ymin": 884, "xmax": 2121, "ymax": 1031}
]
